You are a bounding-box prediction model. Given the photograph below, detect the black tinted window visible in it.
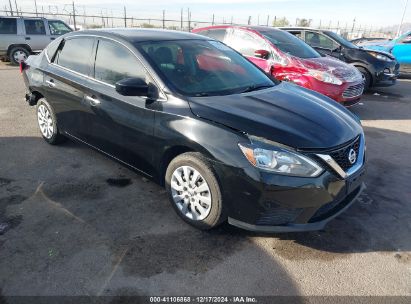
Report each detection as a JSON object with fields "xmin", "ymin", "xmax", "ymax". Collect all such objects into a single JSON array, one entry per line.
[
  {"xmin": 306, "ymin": 31, "xmax": 339, "ymax": 50},
  {"xmin": 0, "ymin": 18, "xmax": 17, "ymax": 34},
  {"xmin": 94, "ymin": 40, "xmax": 146, "ymax": 85},
  {"xmin": 261, "ymin": 29, "xmax": 320, "ymax": 59},
  {"xmin": 24, "ymin": 20, "xmax": 46, "ymax": 35},
  {"xmin": 55, "ymin": 38, "xmax": 94, "ymax": 75}
]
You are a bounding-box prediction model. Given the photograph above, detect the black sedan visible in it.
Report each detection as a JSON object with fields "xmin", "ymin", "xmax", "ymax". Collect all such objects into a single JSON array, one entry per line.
[
  {"xmin": 282, "ymin": 27, "xmax": 400, "ymax": 90},
  {"xmin": 21, "ymin": 29, "xmax": 366, "ymax": 232}
]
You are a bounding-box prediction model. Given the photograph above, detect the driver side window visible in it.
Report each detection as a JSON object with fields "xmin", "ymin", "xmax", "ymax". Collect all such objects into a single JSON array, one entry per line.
[
  {"xmin": 94, "ymin": 40, "xmax": 147, "ymax": 86},
  {"xmin": 306, "ymin": 32, "xmax": 339, "ymax": 50}
]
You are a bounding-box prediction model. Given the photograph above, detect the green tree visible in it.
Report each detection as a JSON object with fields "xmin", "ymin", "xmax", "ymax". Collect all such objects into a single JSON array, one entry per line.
[
  {"xmin": 296, "ymin": 18, "xmax": 312, "ymax": 27},
  {"xmin": 272, "ymin": 17, "xmax": 290, "ymax": 27}
]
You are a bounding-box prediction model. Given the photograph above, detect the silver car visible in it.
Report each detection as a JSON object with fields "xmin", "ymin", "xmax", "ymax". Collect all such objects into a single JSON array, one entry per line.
[{"xmin": 0, "ymin": 16, "xmax": 72, "ymax": 65}]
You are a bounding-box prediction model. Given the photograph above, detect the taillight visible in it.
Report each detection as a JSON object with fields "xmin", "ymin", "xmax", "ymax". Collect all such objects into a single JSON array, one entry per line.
[{"xmin": 19, "ymin": 61, "xmax": 29, "ymax": 73}]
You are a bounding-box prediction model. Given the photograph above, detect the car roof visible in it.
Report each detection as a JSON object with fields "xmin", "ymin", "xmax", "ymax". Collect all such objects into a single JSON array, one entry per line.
[
  {"xmin": 68, "ymin": 28, "xmax": 208, "ymax": 43},
  {"xmin": 194, "ymin": 25, "xmax": 285, "ymax": 33}
]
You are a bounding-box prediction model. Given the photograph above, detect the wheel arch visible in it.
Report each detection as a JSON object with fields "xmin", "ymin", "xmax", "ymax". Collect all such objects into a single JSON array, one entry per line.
[{"xmin": 7, "ymin": 44, "xmax": 32, "ymax": 56}]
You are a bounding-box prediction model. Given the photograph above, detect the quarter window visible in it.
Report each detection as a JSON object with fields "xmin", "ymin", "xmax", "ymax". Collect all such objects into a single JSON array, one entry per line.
[
  {"xmin": 24, "ymin": 20, "xmax": 46, "ymax": 35},
  {"xmin": 55, "ymin": 38, "xmax": 94, "ymax": 75},
  {"xmin": 94, "ymin": 40, "xmax": 147, "ymax": 85},
  {"xmin": 0, "ymin": 18, "xmax": 17, "ymax": 34}
]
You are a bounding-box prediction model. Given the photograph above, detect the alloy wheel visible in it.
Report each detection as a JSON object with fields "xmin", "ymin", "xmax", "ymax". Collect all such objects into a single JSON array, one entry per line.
[{"xmin": 37, "ymin": 104, "xmax": 54, "ymax": 139}]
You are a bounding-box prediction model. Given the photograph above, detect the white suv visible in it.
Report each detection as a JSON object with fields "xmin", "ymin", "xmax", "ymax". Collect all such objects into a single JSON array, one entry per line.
[{"xmin": 0, "ymin": 16, "xmax": 72, "ymax": 65}]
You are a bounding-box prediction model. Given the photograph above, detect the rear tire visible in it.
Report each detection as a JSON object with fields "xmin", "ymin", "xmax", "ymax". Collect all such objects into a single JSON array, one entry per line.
[
  {"xmin": 165, "ymin": 152, "xmax": 226, "ymax": 230},
  {"xmin": 36, "ymin": 98, "xmax": 66, "ymax": 145},
  {"xmin": 357, "ymin": 67, "xmax": 372, "ymax": 90},
  {"xmin": 9, "ymin": 47, "xmax": 29, "ymax": 65}
]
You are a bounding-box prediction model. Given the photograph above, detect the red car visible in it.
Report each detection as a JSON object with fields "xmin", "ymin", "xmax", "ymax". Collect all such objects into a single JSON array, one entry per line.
[{"xmin": 192, "ymin": 26, "xmax": 364, "ymax": 106}]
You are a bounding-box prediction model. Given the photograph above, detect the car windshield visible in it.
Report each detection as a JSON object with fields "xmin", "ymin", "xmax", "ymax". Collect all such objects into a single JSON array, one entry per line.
[
  {"xmin": 260, "ymin": 30, "xmax": 321, "ymax": 59},
  {"xmin": 325, "ymin": 31, "xmax": 359, "ymax": 49},
  {"xmin": 137, "ymin": 40, "xmax": 275, "ymax": 96}
]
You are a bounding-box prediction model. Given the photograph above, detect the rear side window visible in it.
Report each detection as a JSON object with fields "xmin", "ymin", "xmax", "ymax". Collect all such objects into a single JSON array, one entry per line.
[
  {"xmin": 0, "ymin": 18, "xmax": 17, "ymax": 34},
  {"xmin": 305, "ymin": 31, "xmax": 339, "ymax": 50},
  {"xmin": 196, "ymin": 29, "xmax": 227, "ymax": 41},
  {"xmin": 55, "ymin": 38, "xmax": 94, "ymax": 75},
  {"xmin": 48, "ymin": 20, "xmax": 72, "ymax": 35},
  {"xmin": 24, "ymin": 20, "xmax": 46, "ymax": 35},
  {"xmin": 94, "ymin": 40, "xmax": 147, "ymax": 85},
  {"xmin": 227, "ymin": 29, "xmax": 269, "ymax": 57}
]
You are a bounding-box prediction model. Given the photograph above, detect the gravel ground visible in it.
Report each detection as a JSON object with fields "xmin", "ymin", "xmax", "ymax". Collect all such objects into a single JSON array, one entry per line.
[{"xmin": 0, "ymin": 62, "xmax": 410, "ymax": 297}]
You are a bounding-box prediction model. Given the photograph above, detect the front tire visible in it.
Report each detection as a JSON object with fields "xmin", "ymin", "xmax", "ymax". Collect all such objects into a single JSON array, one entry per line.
[
  {"xmin": 165, "ymin": 152, "xmax": 226, "ymax": 230},
  {"xmin": 357, "ymin": 67, "xmax": 372, "ymax": 90},
  {"xmin": 9, "ymin": 47, "xmax": 29, "ymax": 65},
  {"xmin": 36, "ymin": 98, "xmax": 66, "ymax": 145}
]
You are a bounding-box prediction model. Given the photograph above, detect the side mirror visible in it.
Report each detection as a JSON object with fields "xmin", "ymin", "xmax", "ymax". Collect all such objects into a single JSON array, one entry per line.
[
  {"xmin": 254, "ymin": 49, "xmax": 270, "ymax": 60},
  {"xmin": 115, "ymin": 77, "xmax": 149, "ymax": 97}
]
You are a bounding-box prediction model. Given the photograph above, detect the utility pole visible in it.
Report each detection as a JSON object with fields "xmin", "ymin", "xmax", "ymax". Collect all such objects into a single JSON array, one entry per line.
[
  {"xmin": 187, "ymin": 8, "xmax": 191, "ymax": 31},
  {"xmin": 351, "ymin": 18, "xmax": 356, "ymax": 34},
  {"xmin": 180, "ymin": 8, "xmax": 183, "ymax": 30},
  {"xmin": 124, "ymin": 6, "xmax": 127, "ymax": 27},
  {"xmin": 162, "ymin": 10, "xmax": 165, "ymax": 29},
  {"xmin": 72, "ymin": 2, "xmax": 77, "ymax": 31},
  {"xmin": 266, "ymin": 15, "xmax": 269, "ymax": 26},
  {"xmin": 248, "ymin": 16, "xmax": 251, "ymax": 25},
  {"xmin": 34, "ymin": 0, "xmax": 38, "ymax": 16},
  {"xmin": 14, "ymin": 0, "xmax": 18, "ymax": 15},
  {"xmin": 8, "ymin": 0, "xmax": 13, "ymax": 16},
  {"xmin": 212, "ymin": 14, "xmax": 215, "ymax": 26},
  {"xmin": 397, "ymin": 0, "xmax": 409, "ymax": 37}
]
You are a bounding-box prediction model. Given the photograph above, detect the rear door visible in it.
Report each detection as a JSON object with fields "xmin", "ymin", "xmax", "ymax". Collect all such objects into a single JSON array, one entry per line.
[
  {"xmin": 225, "ymin": 28, "xmax": 272, "ymax": 73},
  {"xmin": 23, "ymin": 19, "xmax": 50, "ymax": 51},
  {"xmin": 43, "ymin": 36, "xmax": 96, "ymax": 140},
  {"xmin": 85, "ymin": 38, "xmax": 156, "ymax": 174}
]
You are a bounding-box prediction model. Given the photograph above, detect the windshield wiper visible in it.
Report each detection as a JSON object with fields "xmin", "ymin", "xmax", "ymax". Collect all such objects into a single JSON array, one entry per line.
[{"xmin": 240, "ymin": 84, "xmax": 274, "ymax": 93}]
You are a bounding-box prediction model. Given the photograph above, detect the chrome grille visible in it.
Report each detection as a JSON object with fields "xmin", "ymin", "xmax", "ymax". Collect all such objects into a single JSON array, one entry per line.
[
  {"xmin": 343, "ymin": 83, "xmax": 364, "ymax": 98},
  {"xmin": 328, "ymin": 136, "xmax": 361, "ymax": 171}
]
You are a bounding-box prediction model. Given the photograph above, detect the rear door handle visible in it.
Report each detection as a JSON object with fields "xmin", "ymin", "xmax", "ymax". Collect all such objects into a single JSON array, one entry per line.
[
  {"xmin": 25, "ymin": 37, "xmax": 31, "ymax": 40},
  {"xmin": 50, "ymin": 37, "xmax": 55, "ymax": 40},
  {"xmin": 85, "ymin": 95, "xmax": 100, "ymax": 106},
  {"xmin": 46, "ymin": 79, "xmax": 55, "ymax": 88}
]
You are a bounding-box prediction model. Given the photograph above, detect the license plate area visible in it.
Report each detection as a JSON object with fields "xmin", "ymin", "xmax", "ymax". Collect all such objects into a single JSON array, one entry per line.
[{"xmin": 346, "ymin": 168, "xmax": 365, "ymax": 194}]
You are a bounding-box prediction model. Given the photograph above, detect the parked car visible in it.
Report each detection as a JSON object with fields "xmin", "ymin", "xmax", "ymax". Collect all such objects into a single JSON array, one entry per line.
[
  {"xmin": 364, "ymin": 31, "xmax": 411, "ymax": 75},
  {"xmin": 282, "ymin": 28, "xmax": 400, "ymax": 89},
  {"xmin": 193, "ymin": 26, "xmax": 364, "ymax": 107},
  {"xmin": 21, "ymin": 29, "xmax": 365, "ymax": 232},
  {"xmin": 0, "ymin": 16, "xmax": 72, "ymax": 65}
]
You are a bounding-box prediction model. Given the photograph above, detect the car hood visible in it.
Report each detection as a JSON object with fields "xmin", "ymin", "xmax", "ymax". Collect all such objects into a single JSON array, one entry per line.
[
  {"xmin": 296, "ymin": 56, "xmax": 363, "ymax": 82},
  {"xmin": 187, "ymin": 82, "xmax": 362, "ymax": 149}
]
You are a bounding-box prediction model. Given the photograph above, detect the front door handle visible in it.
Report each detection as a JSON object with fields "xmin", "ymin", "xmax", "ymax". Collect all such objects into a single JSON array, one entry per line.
[
  {"xmin": 46, "ymin": 79, "xmax": 55, "ymax": 88},
  {"xmin": 85, "ymin": 95, "xmax": 100, "ymax": 106},
  {"xmin": 25, "ymin": 37, "xmax": 31, "ymax": 40}
]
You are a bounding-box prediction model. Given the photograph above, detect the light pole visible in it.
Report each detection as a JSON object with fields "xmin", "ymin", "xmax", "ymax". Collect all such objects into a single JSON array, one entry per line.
[{"xmin": 397, "ymin": 0, "xmax": 409, "ymax": 37}]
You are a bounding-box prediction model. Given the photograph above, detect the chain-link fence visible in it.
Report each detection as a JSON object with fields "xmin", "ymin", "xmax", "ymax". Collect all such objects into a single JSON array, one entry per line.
[{"xmin": 0, "ymin": 2, "xmax": 396, "ymax": 40}]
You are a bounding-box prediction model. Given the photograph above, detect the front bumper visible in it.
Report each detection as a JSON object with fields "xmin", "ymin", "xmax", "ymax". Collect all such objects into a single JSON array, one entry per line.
[
  {"xmin": 373, "ymin": 61, "xmax": 400, "ymax": 87},
  {"xmin": 228, "ymin": 182, "xmax": 365, "ymax": 233},
  {"xmin": 213, "ymin": 136, "xmax": 366, "ymax": 233}
]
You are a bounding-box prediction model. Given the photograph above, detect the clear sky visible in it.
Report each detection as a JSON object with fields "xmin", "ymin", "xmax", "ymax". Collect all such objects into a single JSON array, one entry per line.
[{"xmin": 7, "ymin": 0, "xmax": 411, "ymax": 28}]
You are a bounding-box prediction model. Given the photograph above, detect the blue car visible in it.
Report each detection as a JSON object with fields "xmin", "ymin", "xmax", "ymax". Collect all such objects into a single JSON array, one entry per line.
[{"xmin": 366, "ymin": 31, "xmax": 411, "ymax": 75}]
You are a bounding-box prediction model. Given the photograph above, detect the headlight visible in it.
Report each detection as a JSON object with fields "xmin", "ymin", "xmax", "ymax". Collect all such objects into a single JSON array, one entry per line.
[
  {"xmin": 238, "ymin": 142, "xmax": 323, "ymax": 177},
  {"xmin": 308, "ymin": 69, "xmax": 343, "ymax": 85},
  {"xmin": 368, "ymin": 51, "xmax": 392, "ymax": 62}
]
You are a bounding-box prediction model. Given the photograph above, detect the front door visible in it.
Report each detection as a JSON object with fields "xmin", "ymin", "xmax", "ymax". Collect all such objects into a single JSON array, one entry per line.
[{"xmin": 85, "ymin": 38, "xmax": 156, "ymax": 175}]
